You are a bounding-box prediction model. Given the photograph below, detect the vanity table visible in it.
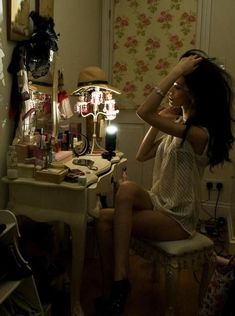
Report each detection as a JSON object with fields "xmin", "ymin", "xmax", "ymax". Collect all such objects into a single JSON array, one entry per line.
[{"xmin": 2, "ymin": 153, "xmax": 127, "ymax": 316}]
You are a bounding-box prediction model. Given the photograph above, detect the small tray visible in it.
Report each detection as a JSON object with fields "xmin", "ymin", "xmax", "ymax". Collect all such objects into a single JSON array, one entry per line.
[{"xmin": 35, "ymin": 167, "xmax": 68, "ymax": 184}]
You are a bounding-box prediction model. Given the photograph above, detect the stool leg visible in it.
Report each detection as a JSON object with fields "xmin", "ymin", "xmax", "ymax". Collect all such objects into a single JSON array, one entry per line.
[{"xmin": 165, "ymin": 260, "xmax": 179, "ymax": 316}]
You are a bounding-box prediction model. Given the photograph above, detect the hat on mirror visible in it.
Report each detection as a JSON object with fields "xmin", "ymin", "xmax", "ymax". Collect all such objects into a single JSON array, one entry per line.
[{"xmin": 72, "ymin": 66, "xmax": 121, "ymax": 95}]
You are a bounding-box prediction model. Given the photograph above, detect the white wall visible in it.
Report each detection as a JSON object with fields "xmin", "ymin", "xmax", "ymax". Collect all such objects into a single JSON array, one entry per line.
[{"xmin": 54, "ymin": 0, "xmax": 102, "ymax": 94}]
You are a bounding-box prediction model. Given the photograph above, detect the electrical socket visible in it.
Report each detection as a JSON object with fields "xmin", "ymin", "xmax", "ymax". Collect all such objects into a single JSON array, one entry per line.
[{"xmin": 205, "ymin": 179, "xmax": 224, "ymax": 191}]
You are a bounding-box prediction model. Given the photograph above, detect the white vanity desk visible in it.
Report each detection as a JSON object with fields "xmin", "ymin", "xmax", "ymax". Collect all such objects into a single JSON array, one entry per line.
[{"xmin": 2, "ymin": 152, "xmax": 127, "ymax": 316}]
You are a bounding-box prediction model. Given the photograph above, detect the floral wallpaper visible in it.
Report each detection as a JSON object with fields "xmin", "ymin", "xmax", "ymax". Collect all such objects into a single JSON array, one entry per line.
[{"xmin": 112, "ymin": 0, "xmax": 197, "ymax": 108}]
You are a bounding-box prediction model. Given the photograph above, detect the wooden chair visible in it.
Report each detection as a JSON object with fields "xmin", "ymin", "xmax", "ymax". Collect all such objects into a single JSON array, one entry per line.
[{"xmin": 131, "ymin": 232, "xmax": 215, "ymax": 316}]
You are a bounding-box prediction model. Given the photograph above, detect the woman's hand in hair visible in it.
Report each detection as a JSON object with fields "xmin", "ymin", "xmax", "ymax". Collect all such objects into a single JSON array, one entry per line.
[{"xmin": 173, "ymin": 55, "xmax": 203, "ymax": 76}]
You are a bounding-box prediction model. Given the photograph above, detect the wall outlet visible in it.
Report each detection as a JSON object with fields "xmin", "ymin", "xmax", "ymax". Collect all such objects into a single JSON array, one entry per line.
[
  {"xmin": 205, "ymin": 179, "xmax": 224, "ymax": 191},
  {"xmin": 202, "ymin": 178, "xmax": 227, "ymax": 203}
]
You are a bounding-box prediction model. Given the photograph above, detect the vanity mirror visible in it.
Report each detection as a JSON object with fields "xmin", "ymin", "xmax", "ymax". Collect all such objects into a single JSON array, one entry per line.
[{"xmin": 8, "ymin": 10, "xmax": 59, "ymax": 146}]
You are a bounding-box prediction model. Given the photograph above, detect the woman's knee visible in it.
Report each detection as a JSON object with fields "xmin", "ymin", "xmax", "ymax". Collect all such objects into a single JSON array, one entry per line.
[{"xmin": 116, "ymin": 181, "xmax": 139, "ymax": 201}]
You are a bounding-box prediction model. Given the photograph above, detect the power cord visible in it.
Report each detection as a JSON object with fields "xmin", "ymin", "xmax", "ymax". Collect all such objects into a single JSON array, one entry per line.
[
  {"xmin": 200, "ymin": 182, "xmax": 226, "ymax": 242},
  {"xmin": 214, "ymin": 182, "xmax": 223, "ymax": 220},
  {"xmin": 199, "ymin": 182, "xmax": 228, "ymax": 256},
  {"xmin": 206, "ymin": 181, "xmax": 213, "ymax": 200}
]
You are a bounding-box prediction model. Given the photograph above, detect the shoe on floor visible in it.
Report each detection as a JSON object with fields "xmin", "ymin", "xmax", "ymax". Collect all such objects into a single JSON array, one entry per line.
[{"xmin": 93, "ymin": 279, "xmax": 131, "ymax": 316}]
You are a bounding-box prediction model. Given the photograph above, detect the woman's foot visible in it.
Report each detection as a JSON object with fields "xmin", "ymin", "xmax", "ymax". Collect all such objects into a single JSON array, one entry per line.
[{"xmin": 93, "ymin": 279, "xmax": 131, "ymax": 316}]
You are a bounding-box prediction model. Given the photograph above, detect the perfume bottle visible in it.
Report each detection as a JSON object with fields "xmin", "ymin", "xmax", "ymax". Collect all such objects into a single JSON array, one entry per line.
[{"xmin": 6, "ymin": 145, "xmax": 18, "ymax": 179}]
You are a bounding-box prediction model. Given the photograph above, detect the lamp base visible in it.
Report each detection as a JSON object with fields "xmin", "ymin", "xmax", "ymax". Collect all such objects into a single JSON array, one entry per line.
[
  {"xmin": 101, "ymin": 151, "xmax": 116, "ymax": 161},
  {"xmin": 90, "ymin": 136, "xmax": 105, "ymax": 154}
]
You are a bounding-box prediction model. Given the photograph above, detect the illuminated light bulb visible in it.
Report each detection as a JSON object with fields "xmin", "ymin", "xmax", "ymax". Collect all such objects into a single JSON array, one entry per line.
[
  {"xmin": 106, "ymin": 125, "xmax": 118, "ymax": 135},
  {"xmin": 105, "ymin": 125, "xmax": 118, "ymax": 152}
]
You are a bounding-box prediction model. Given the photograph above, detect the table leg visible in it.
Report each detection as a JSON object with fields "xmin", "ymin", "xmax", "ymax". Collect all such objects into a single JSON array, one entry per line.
[{"xmin": 70, "ymin": 220, "xmax": 87, "ymax": 316}]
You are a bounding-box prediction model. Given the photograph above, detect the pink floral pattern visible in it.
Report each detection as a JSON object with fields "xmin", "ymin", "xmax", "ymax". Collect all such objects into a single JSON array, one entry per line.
[
  {"xmin": 199, "ymin": 267, "xmax": 234, "ymax": 316},
  {"xmin": 112, "ymin": 0, "xmax": 197, "ymax": 107}
]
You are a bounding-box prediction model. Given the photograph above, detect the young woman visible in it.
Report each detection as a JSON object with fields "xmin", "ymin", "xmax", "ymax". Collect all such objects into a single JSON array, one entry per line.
[{"xmin": 94, "ymin": 49, "xmax": 234, "ymax": 315}]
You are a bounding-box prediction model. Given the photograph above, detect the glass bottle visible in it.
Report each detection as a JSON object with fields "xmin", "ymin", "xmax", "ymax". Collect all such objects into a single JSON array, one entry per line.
[{"xmin": 7, "ymin": 145, "xmax": 18, "ymax": 179}]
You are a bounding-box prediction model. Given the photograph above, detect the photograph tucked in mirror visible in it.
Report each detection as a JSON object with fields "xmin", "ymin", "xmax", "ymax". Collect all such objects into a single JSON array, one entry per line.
[{"xmin": 7, "ymin": 0, "xmax": 32, "ymax": 41}]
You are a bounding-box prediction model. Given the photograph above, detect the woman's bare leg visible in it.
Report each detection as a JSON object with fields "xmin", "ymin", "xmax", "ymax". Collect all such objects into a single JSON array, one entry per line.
[
  {"xmin": 95, "ymin": 208, "xmax": 114, "ymax": 296},
  {"xmin": 113, "ymin": 181, "xmax": 153, "ymax": 281},
  {"xmin": 113, "ymin": 180, "xmax": 189, "ymax": 281},
  {"xmin": 132, "ymin": 209, "xmax": 190, "ymax": 240},
  {"xmin": 95, "ymin": 180, "xmax": 189, "ymax": 315},
  {"xmin": 96, "ymin": 180, "xmax": 189, "ymax": 296}
]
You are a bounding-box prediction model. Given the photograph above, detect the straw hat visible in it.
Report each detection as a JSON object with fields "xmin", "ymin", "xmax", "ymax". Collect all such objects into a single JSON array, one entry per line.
[{"xmin": 72, "ymin": 66, "xmax": 121, "ymax": 95}]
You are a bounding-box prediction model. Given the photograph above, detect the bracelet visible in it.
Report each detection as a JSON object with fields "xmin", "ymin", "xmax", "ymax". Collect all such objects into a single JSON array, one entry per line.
[{"xmin": 154, "ymin": 86, "xmax": 165, "ymax": 97}]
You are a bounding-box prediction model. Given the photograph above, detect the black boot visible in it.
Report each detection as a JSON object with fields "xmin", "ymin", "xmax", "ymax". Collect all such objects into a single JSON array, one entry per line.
[{"xmin": 92, "ymin": 279, "xmax": 131, "ymax": 316}]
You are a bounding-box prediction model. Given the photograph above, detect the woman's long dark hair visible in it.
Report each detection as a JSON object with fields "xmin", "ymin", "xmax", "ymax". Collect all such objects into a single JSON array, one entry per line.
[{"xmin": 181, "ymin": 49, "xmax": 234, "ymax": 168}]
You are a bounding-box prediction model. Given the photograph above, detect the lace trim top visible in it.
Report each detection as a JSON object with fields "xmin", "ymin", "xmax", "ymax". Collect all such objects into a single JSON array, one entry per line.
[{"xmin": 148, "ymin": 132, "xmax": 209, "ymax": 236}]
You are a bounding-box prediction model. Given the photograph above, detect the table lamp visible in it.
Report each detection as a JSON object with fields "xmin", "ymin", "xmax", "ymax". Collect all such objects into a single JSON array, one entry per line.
[
  {"xmin": 71, "ymin": 66, "xmax": 121, "ymax": 154},
  {"xmin": 102, "ymin": 125, "xmax": 118, "ymax": 160}
]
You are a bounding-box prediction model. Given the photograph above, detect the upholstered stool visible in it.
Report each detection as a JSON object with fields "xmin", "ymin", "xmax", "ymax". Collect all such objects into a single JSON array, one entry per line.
[{"xmin": 131, "ymin": 232, "xmax": 215, "ymax": 316}]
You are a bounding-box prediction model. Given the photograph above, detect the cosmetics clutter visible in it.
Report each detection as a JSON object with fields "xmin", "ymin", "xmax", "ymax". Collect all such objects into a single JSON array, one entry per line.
[{"xmin": 13, "ymin": 125, "xmax": 82, "ymax": 169}]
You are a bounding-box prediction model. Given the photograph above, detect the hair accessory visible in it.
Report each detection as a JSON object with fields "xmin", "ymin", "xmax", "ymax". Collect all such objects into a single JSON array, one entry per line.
[
  {"xmin": 72, "ymin": 66, "xmax": 121, "ymax": 95},
  {"xmin": 155, "ymin": 85, "xmax": 165, "ymax": 97}
]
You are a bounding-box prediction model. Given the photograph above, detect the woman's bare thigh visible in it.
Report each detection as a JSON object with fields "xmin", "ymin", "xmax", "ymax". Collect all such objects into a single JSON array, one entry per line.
[
  {"xmin": 115, "ymin": 180, "xmax": 153, "ymax": 211},
  {"xmin": 98, "ymin": 208, "xmax": 189, "ymax": 241},
  {"xmin": 132, "ymin": 210, "xmax": 190, "ymax": 241}
]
